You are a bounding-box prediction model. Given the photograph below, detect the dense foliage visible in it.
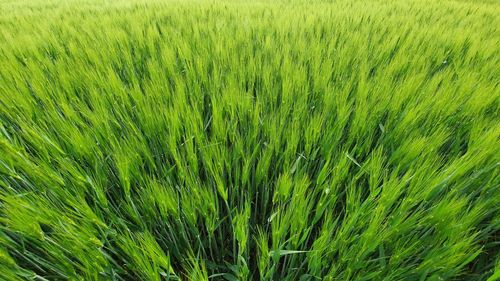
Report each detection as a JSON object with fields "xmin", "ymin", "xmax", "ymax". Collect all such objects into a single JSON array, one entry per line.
[{"xmin": 0, "ymin": 0, "xmax": 499, "ymax": 280}]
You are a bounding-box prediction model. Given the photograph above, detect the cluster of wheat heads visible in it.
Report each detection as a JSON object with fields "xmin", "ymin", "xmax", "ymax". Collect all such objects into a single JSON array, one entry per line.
[{"xmin": 0, "ymin": 0, "xmax": 499, "ymax": 280}]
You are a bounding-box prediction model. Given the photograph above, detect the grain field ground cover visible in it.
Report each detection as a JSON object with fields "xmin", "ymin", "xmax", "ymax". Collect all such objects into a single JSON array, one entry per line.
[{"xmin": 0, "ymin": 0, "xmax": 499, "ymax": 280}]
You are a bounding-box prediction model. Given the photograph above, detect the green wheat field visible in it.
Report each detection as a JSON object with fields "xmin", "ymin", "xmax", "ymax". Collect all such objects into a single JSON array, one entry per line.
[{"xmin": 0, "ymin": 0, "xmax": 499, "ymax": 280}]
